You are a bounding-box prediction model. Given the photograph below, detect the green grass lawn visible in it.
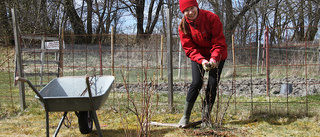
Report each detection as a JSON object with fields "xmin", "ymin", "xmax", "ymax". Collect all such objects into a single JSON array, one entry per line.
[{"xmin": 1, "ymin": 58, "xmax": 320, "ymax": 137}]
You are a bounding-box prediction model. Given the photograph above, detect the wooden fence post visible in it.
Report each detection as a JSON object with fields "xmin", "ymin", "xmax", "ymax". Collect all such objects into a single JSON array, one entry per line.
[
  {"xmin": 12, "ymin": 7, "xmax": 26, "ymax": 110},
  {"xmin": 318, "ymin": 45, "xmax": 320, "ymax": 72},
  {"xmin": 178, "ymin": 40, "xmax": 182, "ymax": 81},
  {"xmin": 166, "ymin": 7, "xmax": 173, "ymax": 112},
  {"xmin": 111, "ymin": 27, "xmax": 114, "ymax": 76},
  {"xmin": 160, "ymin": 35, "xmax": 164, "ymax": 80}
]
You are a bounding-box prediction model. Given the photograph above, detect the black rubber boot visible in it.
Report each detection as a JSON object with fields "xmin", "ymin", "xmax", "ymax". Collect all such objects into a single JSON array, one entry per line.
[{"xmin": 178, "ymin": 101, "xmax": 195, "ymax": 126}]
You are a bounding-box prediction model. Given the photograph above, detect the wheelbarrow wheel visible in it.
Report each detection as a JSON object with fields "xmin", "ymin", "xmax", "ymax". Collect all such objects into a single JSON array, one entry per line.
[{"xmin": 78, "ymin": 111, "xmax": 93, "ymax": 134}]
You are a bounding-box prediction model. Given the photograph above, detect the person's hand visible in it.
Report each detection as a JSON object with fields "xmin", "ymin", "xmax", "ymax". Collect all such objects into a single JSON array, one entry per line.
[
  {"xmin": 202, "ymin": 59, "xmax": 211, "ymax": 71},
  {"xmin": 209, "ymin": 58, "xmax": 217, "ymax": 69}
]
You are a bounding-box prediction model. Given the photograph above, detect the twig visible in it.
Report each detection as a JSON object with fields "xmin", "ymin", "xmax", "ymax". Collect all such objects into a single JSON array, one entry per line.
[
  {"xmin": 79, "ymin": 75, "xmax": 96, "ymax": 96},
  {"xmin": 219, "ymin": 85, "xmax": 235, "ymax": 127}
]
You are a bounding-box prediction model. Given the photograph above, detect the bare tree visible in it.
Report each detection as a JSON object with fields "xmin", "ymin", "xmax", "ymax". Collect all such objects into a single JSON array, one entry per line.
[
  {"xmin": 91, "ymin": 0, "xmax": 125, "ymax": 44},
  {"xmin": 0, "ymin": 0, "xmax": 13, "ymax": 44},
  {"xmin": 2, "ymin": 0, "xmax": 320, "ymax": 45},
  {"xmin": 305, "ymin": 0, "xmax": 320, "ymax": 41},
  {"xmin": 224, "ymin": 0, "xmax": 262, "ymax": 46},
  {"xmin": 207, "ymin": 0, "xmax": 223, "ymax": 22},
  {"xmin": 267, "ymin": 0, "xmax": 286, "ymax": 44},
  {"xmin": 94, "ymin": 0, "xmax": 108, "ymax": 35},
  {"xmin": 285, "ymin": 0, "xmax": 304, "ymax": 41},
  {"xmin": 65, "ymin": 0, "xmax": 86, "ymax": 43},
  {"xmin": 86, "ymin": 0, "xmax": 93, "ymax": 40},
  {"xmin": 120, "ymin": 0, "xmax": 164, "ymax": 36},
  {"xmin": 296, "ymin": 0, "xmax": 305, "ymax": 41}
]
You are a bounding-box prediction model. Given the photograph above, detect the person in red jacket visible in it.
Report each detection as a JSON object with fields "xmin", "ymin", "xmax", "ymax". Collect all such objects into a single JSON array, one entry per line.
[{"xmin": 178, "ymin": 0, "xmax": 228, "ymax": 127}]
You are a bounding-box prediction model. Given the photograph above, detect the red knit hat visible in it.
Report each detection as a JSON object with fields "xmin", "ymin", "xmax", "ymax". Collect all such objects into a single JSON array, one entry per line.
[{"xmin": 179, "ymin": 0, "xmax": 198, "ymax": 13}]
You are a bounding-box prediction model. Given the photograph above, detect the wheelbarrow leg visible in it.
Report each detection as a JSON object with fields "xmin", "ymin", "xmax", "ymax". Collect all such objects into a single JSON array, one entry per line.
[
  {"xmin": 53, "ymin": 112, "xmax": 68, "ymax": 137},
  {"xmin": 90, "ymin": 111, "xmax": 103, "ymax": 137},
  {"xmin": 46, "ymin": 111, "xmax": 49, "ymax": 137},
  {"xmin": 86, "ymin": 75, "xmax": 103, "ymax": 137}
]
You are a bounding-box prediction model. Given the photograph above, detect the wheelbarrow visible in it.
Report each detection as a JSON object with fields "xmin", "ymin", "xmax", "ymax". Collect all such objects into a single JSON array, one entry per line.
[{"xmin": 16, "ymin": 75, "xmax": 114, "ymax": 137}]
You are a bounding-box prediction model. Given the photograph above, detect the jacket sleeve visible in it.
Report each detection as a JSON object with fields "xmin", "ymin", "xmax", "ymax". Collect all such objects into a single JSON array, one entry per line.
[
  {"xmin": 209, "ymin": 14, "xmax": 228, "ymax": 62},
  {"xmin": 179, "ymin": 29, "xmax": 205, "ymax": 64}
]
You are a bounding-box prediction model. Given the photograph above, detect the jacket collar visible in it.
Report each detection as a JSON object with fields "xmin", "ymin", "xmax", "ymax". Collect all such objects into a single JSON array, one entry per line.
[{"xmin": 185, "ymin": 9, "xmax": 203, "ymax": 28}]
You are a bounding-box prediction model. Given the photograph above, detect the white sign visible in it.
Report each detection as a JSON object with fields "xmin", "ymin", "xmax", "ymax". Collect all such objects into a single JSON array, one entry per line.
[{"xmin": 45, "ymin": 41, "xmax": 65, "ymax": 49}]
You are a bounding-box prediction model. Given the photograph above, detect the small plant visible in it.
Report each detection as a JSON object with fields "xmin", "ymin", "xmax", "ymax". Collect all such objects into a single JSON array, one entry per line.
[{"xmin": 118, "ymin": 65, "xmax": 158, "ymax": 137}]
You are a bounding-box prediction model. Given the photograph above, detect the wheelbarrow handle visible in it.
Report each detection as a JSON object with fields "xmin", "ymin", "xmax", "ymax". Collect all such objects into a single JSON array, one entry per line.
[
  {"xmin": 15, "ymin": 77, "xmax": 45, "ymax": 103},
  {"xmin": 85, "ymin": 75, "xmax": 93, "ymax": 101},
  {"xmin": 85, "ymin": 75, "xmax": 96, "ymax": 110},
  {"xmin": 15, "ymin": 77, "xmax": 28, "ymax": 82},
  {"xmin": 85, "ymin": 74, "xmax": 90, "ymax": 81}
]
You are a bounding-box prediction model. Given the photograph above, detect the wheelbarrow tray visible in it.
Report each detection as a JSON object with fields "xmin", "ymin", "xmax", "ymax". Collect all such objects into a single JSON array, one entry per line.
[{"xmin": 36, "ymin": 76, "xmax": 114, "ymax": 112}]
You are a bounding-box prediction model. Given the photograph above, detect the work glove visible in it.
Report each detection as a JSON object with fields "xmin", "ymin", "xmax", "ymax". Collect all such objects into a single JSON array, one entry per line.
[
  {"xmin": 202, "ymin": 59, "xmax": 212, "ymax": 71},
  {"xmin": 209, "ymin": 58, "xmax": 218, "ymax": 69}
]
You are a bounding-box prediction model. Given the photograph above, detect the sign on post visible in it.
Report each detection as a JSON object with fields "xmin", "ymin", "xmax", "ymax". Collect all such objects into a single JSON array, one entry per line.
[{"xmin": 45, "ymin": 41, "xmax": 65, "ymax": 50}]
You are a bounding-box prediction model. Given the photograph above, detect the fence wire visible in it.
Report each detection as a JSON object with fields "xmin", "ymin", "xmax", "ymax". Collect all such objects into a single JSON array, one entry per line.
[{"xmin": 0, "ymin": 26, "xmax": 320, "ymax": 118}]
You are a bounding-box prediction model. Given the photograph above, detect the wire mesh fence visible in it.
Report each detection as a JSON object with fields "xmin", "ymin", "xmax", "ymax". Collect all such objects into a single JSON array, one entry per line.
[{"xmin": 1, "ymin": 26, "xmax": 320, "ymax": 121}]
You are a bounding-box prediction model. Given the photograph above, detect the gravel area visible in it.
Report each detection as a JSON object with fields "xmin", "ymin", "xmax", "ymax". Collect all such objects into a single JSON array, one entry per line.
[{"xmin": 115, "ymin": 77, "xmax": 320, "ymax": 97}]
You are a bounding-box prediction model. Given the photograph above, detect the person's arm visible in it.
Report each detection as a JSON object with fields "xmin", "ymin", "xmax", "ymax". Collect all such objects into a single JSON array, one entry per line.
[
  {"xmin": 208, "ymin": 14, "xmax": 228, "ymax": 62},
  {"xmin": 179, "ymin": 29, "xmax": 205, "ymax": 64}
]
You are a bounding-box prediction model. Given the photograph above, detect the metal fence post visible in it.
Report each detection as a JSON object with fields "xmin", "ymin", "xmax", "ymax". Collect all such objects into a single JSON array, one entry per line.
[{"xmin": 265, "ymin": 26, "xmax": 271, "ymax": 112}]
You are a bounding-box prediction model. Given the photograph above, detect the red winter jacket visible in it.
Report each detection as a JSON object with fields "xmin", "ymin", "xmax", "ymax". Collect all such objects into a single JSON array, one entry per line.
[{"xmin": 179, "ymin": 9, "xmax": 228, "ymax": 64}]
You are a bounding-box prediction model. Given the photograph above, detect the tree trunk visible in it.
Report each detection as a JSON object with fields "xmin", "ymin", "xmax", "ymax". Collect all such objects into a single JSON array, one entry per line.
[
  {"xmin": 305, "ymin": 0, "xmax": 320, "ymax": 41},
  {"xmin": 145, "ymin": 0, "xmax": 163, "ymax": 34},
  {"xmin": 224, "ymin": 0, "xmax": 261, "ymax": 46},
  {"xmin": 208, "ymin": 0, "xmax": 222, "ymax": 22},
  {"xmin": 295, "ymin": 0, "xmax": 305, "ymax": 41},
  {"xmin": 270, "ymin": 0, "xmax": 280, "ymax": 45},
  {"xmin": 136, "ymin": 0, "xmax": 145, "ymax": 36},
  {"xmin": 94, "ymin": 0, "xmax": 107, "ymax": 35},
  {"xmin": 0, "ymin": 0, "xmax": 13, "ymax": 44},
  {"xmin": 86, "ymin": 0, "xmax": 93, "ymax": 43},
  {"xmin": 65, "ymin": 0, "xmax": 86, "ymax": 43},
  {"xmin": 40, "ymin": 0, "xmax": 49, "ymax": 33},
  {"xmin": 224, "ymin": 0, "xmax": 234, "ymax": 46}
]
